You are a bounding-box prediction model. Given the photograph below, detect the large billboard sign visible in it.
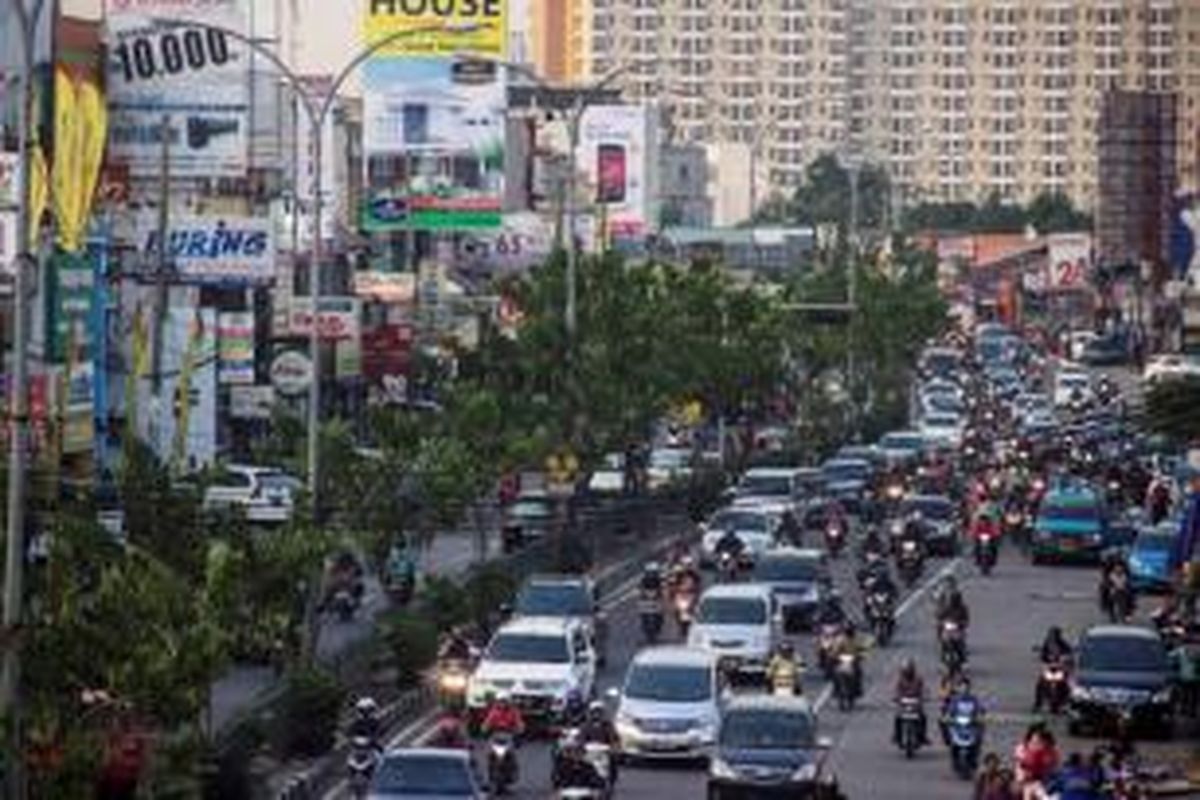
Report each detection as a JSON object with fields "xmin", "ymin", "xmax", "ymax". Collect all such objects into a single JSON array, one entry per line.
[
  {"xmin": 363, "ymin": 0, "xmax": 507, "ymax": 58},
  {"xmin": 362, "ymin": 0, "xmax": 507, "ymax": 232},
  {"xmin": 577, "ymin": 105, "xmax": 657, "ymax": 240},
  {"xmin": 136, "ymin": 214, "xmax": 275, "ymax": 285},
  {"xmin": 104, "ymin": 0, "xmax": 249, "ymax": 177}
]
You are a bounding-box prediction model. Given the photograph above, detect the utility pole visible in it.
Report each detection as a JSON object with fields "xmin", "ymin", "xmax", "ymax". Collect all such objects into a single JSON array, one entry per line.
[
  {"xmin": 151, "ymin": 115, "xmax": 171, "ymax": 445},
  {"xmin": 4, "ymin": 2, "xmax": 45, "ymax": 795}
]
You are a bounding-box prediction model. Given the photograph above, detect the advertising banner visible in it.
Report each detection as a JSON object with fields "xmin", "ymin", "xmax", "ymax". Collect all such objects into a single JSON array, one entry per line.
[
  {"xmin": 217, "ymin": 311, "xmax": 255, "ymax": 385},
  {"xmin": 138, "ymin": 214, "xmax": 275, "ymax": 284},
  {"xmin": 139, "ymin": 306, "xmax": 217, "ymax": 469},
  {"xmin": 296, "ymin": 75, "xmax": 338, "ymax": 244},
  {"xmin": 362, "ymin": 0, "xmax": 507, "ymax": 58},
  {"xmin": 0, "ymin": 211, "xmax": 14, "ymax": 281},
  {"xmin": 577, "ymin": 105, "xmax": 657, "ymax": 240},
  {"xmin": 1046, "ymin": 233, "xmax": 1092, "ymax": 292},
  {"xmin": 288, "ymin": 296, "xmax": 362, "ymax": 341},
  {"xmin": 229, "ymin": 384, "xmax": 274, "ymax": 419},
  {"xmin": 0, "ymin": 153, "xmax": 18, "ymax": 207},
  {"xmin": 104, "ymin": 0, "xmax": 249, "ymax": 177},
  {"xmin": 460, "ymin": 212, "xmax": 554, "ymax": 273}
]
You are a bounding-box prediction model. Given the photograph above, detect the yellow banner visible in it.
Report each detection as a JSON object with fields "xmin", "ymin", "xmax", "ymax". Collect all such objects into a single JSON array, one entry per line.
[
  {"xmin": 363, "ymin": 0, "xmax": 507, "ymax": 58},
  {"xmin": 51, "ymin": 70, "xmax": 107, "ymax": 253},
  {"xmin": 29, "ymin": 143, "xmax": 47, "ymax": 246}
]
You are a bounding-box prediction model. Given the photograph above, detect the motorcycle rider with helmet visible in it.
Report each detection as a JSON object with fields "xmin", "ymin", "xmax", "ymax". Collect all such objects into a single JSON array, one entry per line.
[
  {"xmin": 766, "ymin": 641, "xmax": 803, "ymax": 696},
  {"xmin": 481, "ymin": 691, "xmax": 526, "ymax": 738},
  {"xmin": 893, "ymin": 658, "xmax": 929, "ymax": 746}
]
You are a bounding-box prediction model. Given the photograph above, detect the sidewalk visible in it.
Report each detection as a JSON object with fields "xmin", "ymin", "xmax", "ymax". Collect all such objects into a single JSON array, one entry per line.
[{"xmin": 209, "ymin": 515, "xmax": 499, "ymax": 734}]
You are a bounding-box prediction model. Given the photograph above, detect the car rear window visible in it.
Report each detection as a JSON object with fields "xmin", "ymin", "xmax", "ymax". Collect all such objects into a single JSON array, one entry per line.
[
  {"xmin": 1080, "ymin": 635, "xmax": 1166, "ymax": 673},
  {"xmin": 516, "ymin": 584, "xmax": 591, "ymax": 617},
  {"xmin": 1041, "ymin": 503, "xmax": 1100, "ymax": 522},
  {"xmin": 625, "ymin": 663, "xmax": 712, "ymax": 702},
  {"xmin": 373, "ymin": 754, "xmax": 474, "ymax": 795},
  {"xmin": 753, "ymin": 557, "xmax": 820, "ymax": 583},
  {"xmin": 721, "ymin": 709, "xmax": 814, "ymax": 749},
  {"xmin": 698, "ymin": 596, "xmax": 768, "ymax": 625},
  {"xmin": 487, "ymin": 633, "xmax": 570, "ymax": 664}
]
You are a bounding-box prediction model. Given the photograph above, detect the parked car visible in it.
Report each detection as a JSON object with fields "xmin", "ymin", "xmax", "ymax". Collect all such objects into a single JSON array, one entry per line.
[
  {"xmin": 1143, "ymin": 353, "xmax": 1200, "ymax": 387},
  {"xmin": 708, "ymin": 695, "xmax": 836, "ymax": 800},
  {"xmin": 201, "ymin": 465, "xmax": 301, "ymax": 524},
  {"xmin": 1068, "ymin": 625, "xmax": 1174, "ymax": 737},
  {"xmin": 367, "ymin": 748, "xmax": 485, "ymax": 799},
  {"xmin": 613, "ymin": 645, "xmax": 721, "ymax": 762},
  {"xmin": 501, "ymin": 489, "xmax": 554, "ymax": 551},
  {"xmin": 466, "ymin": 617, "xmax": 596, "ymax": 729}
]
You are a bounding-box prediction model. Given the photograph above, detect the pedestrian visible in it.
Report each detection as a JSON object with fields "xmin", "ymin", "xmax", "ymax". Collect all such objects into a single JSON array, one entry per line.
[
  {"xmin": 975, "ymin": 752, "xmax": 1015, "ymax": 800},
  {"xmin": 1014, "ymin": 723, "xmax": 1061, "ymax": 799}
]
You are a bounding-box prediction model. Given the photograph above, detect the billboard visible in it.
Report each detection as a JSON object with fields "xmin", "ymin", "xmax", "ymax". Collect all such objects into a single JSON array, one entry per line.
[
  {"xmin": 287, "ymin": 296, "xmax": 362, "ymax": 341},
  {"xmin": 1045, "ymin": 233, "xmax": 1092, "ymax": 291},
  {"xmin": 362, "ymin": 0, "xmax": 507, "ymax": 58},
  {"xmin": 104, "ymin": 0, "xmax": 249, "ymax": 177},
  {"xmin": 363, "ymin": 58, "xmax": 505, "ymax": 231},
  {"xmin": 577, "ymin": 105, "xmax": 657, "ymax": 240},
  {"xmin": 217, "ymin": 311, "xmax": 254, "ymax": 385},
  {"xmin": 137, "ymin": 214, "xmax": 275, "ymax": 285}
]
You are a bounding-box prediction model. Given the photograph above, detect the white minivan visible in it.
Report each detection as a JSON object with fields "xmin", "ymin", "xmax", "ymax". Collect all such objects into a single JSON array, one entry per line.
[
  {"xmin": 687, "ymin": 584, "xmax": 777, "ymax": 677},
  {"xmin": 613, "ymin": 646, "xmax": 721, "ymax": 762}
]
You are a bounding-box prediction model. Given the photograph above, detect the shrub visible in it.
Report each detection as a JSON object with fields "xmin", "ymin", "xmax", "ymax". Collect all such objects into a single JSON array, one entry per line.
[
  {"xmin": 419, "ymin": 574, "xmax": 470, "ymax": 632},
  {"xmin": 384, "ymin": 611, "xmax": 440, "ymax": 689},
  {"xmin": 464, "ymin": 564, "xmax": 516, "ymax": 629},
  {"xmin": 278, "ymin": 667, "xmax": 344, "ymax": 758}
]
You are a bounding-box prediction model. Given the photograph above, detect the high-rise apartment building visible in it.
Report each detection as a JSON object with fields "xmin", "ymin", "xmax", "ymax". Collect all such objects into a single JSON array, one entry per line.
[
  {"xmin": 531, "ymin": 0, "xmax": 589, "ymax": 81},
  {"xmin": 583, "ymin": 0, "xmax": 1200, "ymax": 216}
]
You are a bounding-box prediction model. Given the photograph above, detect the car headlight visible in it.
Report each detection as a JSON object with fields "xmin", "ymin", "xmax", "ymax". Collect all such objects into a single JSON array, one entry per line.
[
  {"xmin": 1152, "ymin": 687, "xmax": 1173, "ymax": 704},
  {"xmin": 792, "ymin": 763, "xmax": 818, "ymax": 782},
  {"xmin": 710, "ymin": 758, "xmax": 737, "ymax": 779}
]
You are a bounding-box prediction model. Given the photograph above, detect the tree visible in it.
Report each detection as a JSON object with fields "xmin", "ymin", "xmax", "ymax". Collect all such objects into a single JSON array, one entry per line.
[
  {"xmin": 1145, "ymin": 378, "xmax": 1200, "ymax": 444},
  {"xmin": 1026, "ymin": 191, "xmax": 1091, "ymax": 233},
  {"xmin": 788, "ymin": 154, "xmax": 891, "ymax": 233},
  {"xmin": 902, "ymin": 191, "xmax": 1090, "ymax": 234}
]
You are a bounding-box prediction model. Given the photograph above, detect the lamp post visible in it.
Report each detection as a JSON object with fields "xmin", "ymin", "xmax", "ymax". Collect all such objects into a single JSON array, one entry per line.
[
  {"xmin": 149, "ymin": 17, "xmax": 480, "ymax": 520},
  {"xmin": 2, "ymin": 1, "xmax": 46, "ymax": 795}
]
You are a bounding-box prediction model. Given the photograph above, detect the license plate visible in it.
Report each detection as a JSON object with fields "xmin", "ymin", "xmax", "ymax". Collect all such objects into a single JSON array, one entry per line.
[{"xmin": 644, "ymin": 738, "xmax": 686, "ymax": 752}]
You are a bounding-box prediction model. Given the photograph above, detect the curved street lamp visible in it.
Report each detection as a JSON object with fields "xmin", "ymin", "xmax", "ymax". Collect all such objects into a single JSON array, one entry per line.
[{"xmin": 147, "ymin": 17, "xmax": 484, "ymax": 519}]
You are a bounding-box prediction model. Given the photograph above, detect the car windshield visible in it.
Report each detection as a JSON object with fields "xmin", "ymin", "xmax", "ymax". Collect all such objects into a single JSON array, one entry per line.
[
  {"xmin": 823, "ymin": 461, "xmax": 869, "ymax": 481},
  {"xmin": 1060, "ymin": 375, "xmax": 1089, "ymax": 388},
  {"xmin": 510, "ymin": 499, "xmax": 550, "ymax": 517},
  {"xmin": 739, "ymin": 475, "xmax": 792, "ymax": 496},
  {"xmin": 753, "ymin": 557, "xmax": 819, "ymax": 583},
  {"xmin": 721, "ymin": 709, "xmax": 815, "ymax": 749},
  {"xmin": 902, "ymin": 498, "xmax": 953, "ymax": 520},
  {"xmin": 258, "ymin": 473, "xmax": 298, "ymax": 491},
  {"xmin": 1081, "ymin": 636, "xmax": 1166, "ymax": 673},
  {"xmin": 1041, "ymin": 503, "xmax": 1101, "ymax": 522},
  {"xmin": 880, "ymin": 434, "xmax": 923, "ymax": 451},
  {"xmin": 516, "ymin": 584, "xmax": 591, "ymax": 616},
  {"xmin": 924, "ymin": 416, "xmax": 960, "ymax": 428},
  {"xmin": 651, "ymin": 450, "xmax": 689, "ymax": 468},
  {"xmin": 486, "ymin": 633, "xmax": 570, "ymax": 664},
  {"xmin": 710, "ymin": 510, "xmax": 768, "ymax": 533},
  {"xmin": 698, "ymin": 596, "xmax": 767, "ymax": 625},
  {"xmin": 372, "ymin": 754, "xmax": 475, "ymax": 795},
  {"xmin": 624, "ymin": 663, "xmax": 712, "ymax": 702},
  {"xmin": 1136, "ymin": 534, "xmax": 1174, "ymax": 554}
]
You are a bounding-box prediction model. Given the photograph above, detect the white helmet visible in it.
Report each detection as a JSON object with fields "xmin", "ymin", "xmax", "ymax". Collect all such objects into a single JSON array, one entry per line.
[{"xmin": 355, "ymin": 696, "xmax": 379, "ymax": 716}]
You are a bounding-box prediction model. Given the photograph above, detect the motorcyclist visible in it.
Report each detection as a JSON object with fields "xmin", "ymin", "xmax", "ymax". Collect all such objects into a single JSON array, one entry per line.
[
  {"xmin": 439, "ymin": 626, "xmax": 474, "ymax": 663},
  {"xmin": 893, "ymin": 658, "xmax": 929, "ymax": 745},
  {"xmin": 939, "ymin": 674, "xmax": 984, "ymax": 745},
  {"xmin": 481, "ymin": 691, "xmax": 526, "ymax": 738},
  {"xmin": 579, "ymin": 700, "xmax": 619, "ymax": 784},
  {"xmin": 561, "ymin": 688, "xmax": 587, "ymax": 728},
  {"xmin": 903, "ymin": 510, "xmax": 927, "ymax": 542},
  {"xmin": 833, "ymin": 622, "xmax": 864, "ymax": 698},
  {"xmin": 555, "ymin": 734, "xmax": 607, "ymax": 791},
  {"xmin": 766, "ymin": 641, "xmax": 802, "ymax": 695},
  {"xmin": 859, "ymin": 525, "xmax": 887, "ymax": 561},
  {"xmin": 1039, "ymin": 626, "xmax": 1074, "ymax": 664},
  {"xmin": 639, "ymin": 563, "xmax": 664, "ymax": 598},
  {"xmin": 347, "ymin": 696, "xmax": 382, "ymax": 742},
  {"xmin": 1146, "ymin": 474, "xmax": 1174, "ymax": 524},
  {"xmin": 670, "ymin": 556, "xmax": 701, "ymax": 598},
  {"xmin": 936, "ymin": 583, "xmax": 971, "ymax": 631},
  {"xmin": 971, "ymin": 507, "xmax": 1002, "ymax": 543},
  {"xmin": 1100, "ymin": 560, "xmax": 1133, "ymax": 619},
  {"xmin": 815, "ymin": 593, "xmax": 849, "ymax": 629},
  {"xmin": 714, "ymin": 527, "xmax": 747, "ymax": 562},
  {"xmin": 859, "ymin": 555, "xmax": 896, "ymax": 599},
  {"xmin": 778, "ymin": 510, "xmax": 803, "ymax": 546}
]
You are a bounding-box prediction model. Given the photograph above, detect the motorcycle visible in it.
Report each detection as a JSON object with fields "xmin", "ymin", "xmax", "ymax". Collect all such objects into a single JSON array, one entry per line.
[
  {"xmin": 673, "ymin": 589, "xmax": 697, "ymax": 638},
  {"xmin": 897, "ymin": 539, "xmax": 923, "ymax": 585},
  {"xmin": 552, "ymin": 738, "xmax": 612, "ymax": 799},
  {"xmin": 638, "ymin": 594, "xmax": 664, "ymax": 643},
  {"xmin": 945, "ymin": 699, "xmax": 982, "ymax": 780},
  {"xmin": 437, "ymin": 659, "xmax": 472, "ymax": 711},
  {"xmin": 488, "ymin": 733, "xmax": 519, "ymax": 795},
  {"xmin": 895, "ymin": 697, "xmax": 925, "ymax": 759},
  {"xmin": 825, "ymin": 522, "xmax": 847, "ymax": 558},
  {"xmin": 833, "ymin": 653, "xmax": 859, "ymax": 711},
  {"xmin": 346, "ymin": 736, "xmax": 380, "ymax": 798},
  {"xmin": 717, "ymin": 550, "xmax": 740, "ymax": 583},
  {"xmin": 865, "ymin": 591, "xmax": 895, "ymax": 646},
  {"xmin": 974, "ymin": 534, "xmax": 997, "ymax": 576},
  {"xmin": 939, "ymin": 620, "xmax": 967, "ymax": 670},
  {"xmin": 331, "ymin": 586, "xmax": 360, "ymax": 622},
  {"xmin": 1037, "ymin": 660, "xmax": 1070, "ymax": 715}
]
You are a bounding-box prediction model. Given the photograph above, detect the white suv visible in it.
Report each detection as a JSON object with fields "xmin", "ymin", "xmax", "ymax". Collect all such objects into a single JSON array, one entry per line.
[
  {"xmin": 467, "ymin": 617, "xmax": 596, "ymax": 727},
  {"xmin": 687, "ymin": 584, "xmax": 778, "ymax": 677},
  {"xmin": 614, "ymin": 646, "xmax": 721, "ymax": 761},
  {"xmin": 202, "ymin": 465, "xmax": 301, "ymax": 524}
]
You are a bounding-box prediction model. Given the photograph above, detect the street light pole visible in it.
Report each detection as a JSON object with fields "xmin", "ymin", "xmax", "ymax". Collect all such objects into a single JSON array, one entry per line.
[
  {"xmin": 2, "ymin": 1, "xmax": 45, "ymax": 796},
  {"xmin": 150, "ymin": 17, "xmax": 478, "ymax": 520}
]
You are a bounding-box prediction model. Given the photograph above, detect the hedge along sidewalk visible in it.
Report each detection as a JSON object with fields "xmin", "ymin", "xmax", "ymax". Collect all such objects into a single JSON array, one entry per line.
[{"xmin": 267, "ymin": 506, "xmax": 699, "ymax": 800}]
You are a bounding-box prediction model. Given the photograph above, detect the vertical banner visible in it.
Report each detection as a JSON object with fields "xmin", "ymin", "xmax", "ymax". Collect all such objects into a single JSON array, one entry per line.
[
  {"xmin": 361, "ymin": 0, "xmax": 508, "ymax": 232},
  {"xmin": 139, "ymin": 306, "xmax": 217, "ymax": 469},
  {"xmin": 295, "ymin": 75, "xmax": 338, "ymax": 245},
  {"xmin": 217, "ymin": 311, "xmax": 255, "ymax": 384},
  {"xmin": 105, "ymin": 0, "xmax": 250, "ymax": 177}
]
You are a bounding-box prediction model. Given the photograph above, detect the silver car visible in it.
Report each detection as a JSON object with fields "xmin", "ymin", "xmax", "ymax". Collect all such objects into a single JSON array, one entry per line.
[{"xmin": 614, "ymin": 646, "xmax": 721, "ymax": 763}]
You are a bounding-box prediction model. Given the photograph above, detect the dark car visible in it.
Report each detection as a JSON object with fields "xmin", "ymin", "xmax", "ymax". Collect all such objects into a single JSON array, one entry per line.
[
  {"xmin": 708, "ymin": 695, "xmax": 836, "ymax": 800},
  {"xmin": 501, "ymin": 490, "xmax": 554, "ymax": 551},
  {"xmin": 1068, "ymin": 625, "xmax": 1174, "ymax": 737},
  {"xmin": 898, "ymin": 495, "xmax": 960, "ymax": 556},
  {"xmin": 819, "ymin": 458, "xmax": 872, "ymax": 515},
  {"xmin": 750, "ymin": 549, "xmax": 831, "ymax": 632},
  {"xmin": 1080, "ymin": 336, "xmax": 1128, "ymax": 367},
  {"xmin": 367, "ymin": 749, "xmax": 486, "ymax": 799}
]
